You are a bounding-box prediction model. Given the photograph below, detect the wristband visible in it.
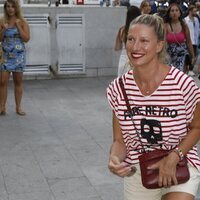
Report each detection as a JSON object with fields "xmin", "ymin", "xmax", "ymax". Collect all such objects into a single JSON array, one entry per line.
[{"xmin": 172, "ymin": 147, "xmax": 184, "ymax": 161}]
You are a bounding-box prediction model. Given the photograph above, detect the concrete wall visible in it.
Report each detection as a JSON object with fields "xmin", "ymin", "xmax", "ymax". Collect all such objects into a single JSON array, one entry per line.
[{"xmin": 0, "ymin": 5, "xmax": 126, "ymax": 78}]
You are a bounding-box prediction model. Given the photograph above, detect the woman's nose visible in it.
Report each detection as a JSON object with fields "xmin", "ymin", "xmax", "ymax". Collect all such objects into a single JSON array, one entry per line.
[{"xmin": 132, "ymin": 40, "xmax": 140, "ymax": 51}]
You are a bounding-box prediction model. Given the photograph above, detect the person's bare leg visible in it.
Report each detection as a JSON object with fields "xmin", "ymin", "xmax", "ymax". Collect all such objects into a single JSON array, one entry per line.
[
  {"xmin": 13, "ymin": 72, "xmax": 26, "ymax": 115},
  {"xmin": 162, "ymin": 192, "xmax": 194, "ymax": 200},
  {"xmin": 0, "ymin": 71, "xmax": 10, "ymax": 115}
]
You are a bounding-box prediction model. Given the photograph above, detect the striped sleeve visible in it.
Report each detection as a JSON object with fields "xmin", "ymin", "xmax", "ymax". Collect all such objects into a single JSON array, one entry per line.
[
  {"xmin": 106, "ymin": 78, "xmax": 121, "ymax": 115},
  {"xmin": 180, "ymin": 76, "xmax": 200, "ymax": 122}
]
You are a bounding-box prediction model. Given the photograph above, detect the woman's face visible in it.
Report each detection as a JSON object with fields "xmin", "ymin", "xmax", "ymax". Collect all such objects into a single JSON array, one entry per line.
[
  {"xmin": 169, "ymin": 5, "xmax": 181, "ymax": 21},
  {"xmin": 5, "ymin": 2, "xmax": 16, "ymax": 17},
  {"xmin": 142, "ymin": 3, "xmax": 151, "ymax": 14},
  {"xmin": 126, "ymin": 24, "xmax": 163, "ymax": 68}
]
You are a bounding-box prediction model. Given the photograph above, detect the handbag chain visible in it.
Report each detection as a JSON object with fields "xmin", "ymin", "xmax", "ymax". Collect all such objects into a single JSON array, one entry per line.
[{"xmin": 119, "ymin": 77, "xmax": 147, "ymax": 153}]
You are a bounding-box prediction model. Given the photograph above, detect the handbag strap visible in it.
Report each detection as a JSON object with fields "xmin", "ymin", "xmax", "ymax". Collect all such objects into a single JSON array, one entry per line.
[
  {"xmin": 169, "ymin": 23, "xmax": 191, "ymax": 56},
  {"xmin": 169, "ymin": 23, "xmax": 183, "ymax": 47},
  {"xmin": 119, "ymin": 77, "xmax": 146, "ymax": 152}
]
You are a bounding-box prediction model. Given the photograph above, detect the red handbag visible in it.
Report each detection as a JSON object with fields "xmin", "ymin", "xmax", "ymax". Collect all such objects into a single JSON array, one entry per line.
[
  {"xmin": 138, "ymin": 149, "xmax": 190, "ymax": 189},
  {"xmin": 119, "ymin": 78, "xmax": 190, "ymax": 189}
]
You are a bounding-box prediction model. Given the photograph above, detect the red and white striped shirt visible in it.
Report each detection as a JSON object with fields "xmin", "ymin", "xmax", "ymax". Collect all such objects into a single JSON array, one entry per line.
[{"xmin": 107, "ymin": 66, "xmax": 200, "ymax": 171}]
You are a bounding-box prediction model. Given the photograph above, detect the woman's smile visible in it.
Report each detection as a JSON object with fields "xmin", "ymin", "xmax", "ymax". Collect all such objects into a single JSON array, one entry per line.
[
  {"xmin": 131, "ymin": 52, "xmax": 145, "ymax": 59},
  {"xmin": 126, "ymin": 24, "xmax": 162, "ymax": 67}
]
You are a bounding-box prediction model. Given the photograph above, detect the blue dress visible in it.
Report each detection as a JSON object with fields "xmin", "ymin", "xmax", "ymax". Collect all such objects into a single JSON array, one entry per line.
[{"xmin": 1, "ymin": 27, "xmax": 26, "ymax": 72}]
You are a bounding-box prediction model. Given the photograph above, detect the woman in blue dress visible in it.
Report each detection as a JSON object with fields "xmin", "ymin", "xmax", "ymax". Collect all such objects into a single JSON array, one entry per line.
[{"xmin": 0, "ymin": 0, "xmax": 30, "ymax": 115}]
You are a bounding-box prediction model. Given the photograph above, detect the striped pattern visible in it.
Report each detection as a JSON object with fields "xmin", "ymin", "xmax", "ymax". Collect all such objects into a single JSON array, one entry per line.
[{"xmin": 107, "ymin": 66, "xmax": 200, "ymax": 171}]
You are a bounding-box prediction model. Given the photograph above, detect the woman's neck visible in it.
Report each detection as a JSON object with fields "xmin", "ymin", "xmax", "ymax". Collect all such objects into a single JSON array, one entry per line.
[
  {"xmin": 7, "ymin": 16, "xmax": 17, "ymax": 26},
  {"xmin": 171, "ymin": 19, "xmax": 180, "ymax": 24},
  {"xmin": 7, "ymin": 15, "xmax": 17, "ymax": 21},
  {"xmin": 133, "ymin": 62, "xmax": 169, "ymax": 96},
  {"xmin": 170, "ymin": 20, "xmax": 182, "ymax": 33},
  {"xmin": 133, "ymin": 60, "xmax": 161, "ymax": 83}
]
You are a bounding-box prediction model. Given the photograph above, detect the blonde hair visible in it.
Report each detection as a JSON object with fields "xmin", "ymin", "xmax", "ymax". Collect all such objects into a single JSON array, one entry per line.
[
  {"xmin": 129, "ymin": 14, "xmax": 167, "ymax": 62},
  {"xmin": 3, "ymin": 0, "xmax": 24, "ymax": 21}
]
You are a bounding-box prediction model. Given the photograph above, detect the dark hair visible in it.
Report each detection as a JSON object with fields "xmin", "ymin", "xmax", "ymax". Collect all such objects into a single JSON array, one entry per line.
[
  {"xmin": 163, "ymin": 3, "xmax": 186, "ymax": 32},
  {"xmin": 124, "ymin": 5, "xmax": 141, "ymax": 43}
]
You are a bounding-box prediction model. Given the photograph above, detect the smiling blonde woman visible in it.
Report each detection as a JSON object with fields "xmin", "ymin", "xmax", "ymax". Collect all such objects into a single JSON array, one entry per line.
[{"xmin": 107, "ymin": 14, "xmax": 200, "ymax": 200}]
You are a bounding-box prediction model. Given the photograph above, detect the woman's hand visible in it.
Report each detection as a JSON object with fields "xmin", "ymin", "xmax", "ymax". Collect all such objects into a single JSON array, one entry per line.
[
  {"xmin": 15, "ymin": 19, "xmax": 22, "ymax": 28},
  {"xmin": 108, "ymin": 155, "xmax": 136, "ymax": 177},
  {"xmin": 0, "ymin": 23, "xmax": 8, "ymax": 32},
  {"xmin": 0, "ymin": 23, "xmax": 8, "ymax": 41},
  {"xmin": 14, "ymin": 19, "xmax": 30, "ymax": 42},
  {"xmin": 148, "ymin": 151, "xmax": 180, "ymax": 188},
  {"xmin": 3, "ymin": 23, "xmax": 8, "ymax": 29}
]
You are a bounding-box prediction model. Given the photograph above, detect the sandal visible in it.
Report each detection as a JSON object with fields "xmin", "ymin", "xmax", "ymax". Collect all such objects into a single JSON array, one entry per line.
[
  {"xmin": 0, "ymin": 108, "xmax": 6, "ymax": 115},
  {"xmin": 16, "ymin": 109, "xmax": 26, "ymax": 116},
  {"xmin": 0, "ymin": 110, "xmax": 6, "ymax": 115}
]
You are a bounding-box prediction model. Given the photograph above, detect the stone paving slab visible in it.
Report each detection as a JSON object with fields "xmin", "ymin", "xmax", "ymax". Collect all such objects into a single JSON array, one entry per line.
[{"xmin": 0, "ymin": 76, "xmax": 199, "ymax": 200}]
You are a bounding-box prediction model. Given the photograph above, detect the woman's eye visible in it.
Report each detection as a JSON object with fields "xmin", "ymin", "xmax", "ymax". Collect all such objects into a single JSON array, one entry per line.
[
  {"xmin": 141, "ymin": 39, "xmax": 148, "ymax": 43},
  {"xmin": 127, "ymin": 37, "xmax": 135, "ymax": 42}
]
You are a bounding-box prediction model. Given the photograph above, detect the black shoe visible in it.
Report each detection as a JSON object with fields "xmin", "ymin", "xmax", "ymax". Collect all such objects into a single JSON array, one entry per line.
[{"xmin": 198, "ymin": 75, "xmax": 200, "ymax": 80}]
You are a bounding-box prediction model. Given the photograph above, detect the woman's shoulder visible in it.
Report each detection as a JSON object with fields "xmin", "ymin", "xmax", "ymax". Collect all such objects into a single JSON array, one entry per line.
[
  {"xmin": 108, "ymin": 71, "xmax": 132, "ymax": 89},
  {"xmin": 115, "ymin": 26, "xmax": 125, "ymax": 51},
  {"xmin": 164, "ymin": 22, "xmax": 169, "ymax": 27},
  {"xmin": 180, "ymin": 19, "xmax": 188, "ymax": 31},
  {"xmin": 170, "ymin": 66, "xmax": 187, "ymax": 77},
  {"xmin": 119, "ymin": 26, "xmax": 125, "ymax": 39},
  {"xmin": 164, "ymin": 22, "xmax": 171, "ymax": 33},
  {"xmin": 107, "ymin": 76, "xmax": 121, "ymax": 90},
  {"xmin": 21, "ymin": 18, "xmax": 29, "ymax": 26},
  {"xmin": 169, "ymin": 66, "xmax": 197, "ymax": 87},
  {"xmin": 119, "ymin": 26, "xmax": 125, "ymax": 33}
]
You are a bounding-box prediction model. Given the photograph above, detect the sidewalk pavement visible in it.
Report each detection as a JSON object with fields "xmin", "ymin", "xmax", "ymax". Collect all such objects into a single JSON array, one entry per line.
[{"xmin": 0, "ymin": 75, "xmax": 199, "ymax": 200}]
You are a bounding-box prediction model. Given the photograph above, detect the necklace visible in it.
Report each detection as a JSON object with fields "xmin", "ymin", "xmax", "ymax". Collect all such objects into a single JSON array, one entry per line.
[
  {"xmin": 170, "ymin": 22, "xmax": 181, "ymax": 33},
  {"xmin": 133, "ymin": 71, "xmax": 153, "ymax": 95}
]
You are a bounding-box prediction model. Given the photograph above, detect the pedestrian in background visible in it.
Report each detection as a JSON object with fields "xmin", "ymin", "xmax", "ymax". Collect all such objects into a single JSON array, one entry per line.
[
  {"xmin": 107, "ymin": 14, "xmax": 200, "ymax": 200},
  {"xmin": 185, "ymin": 5, "xmax": 200, "ymax": 76},
  {"xmin": 164, "ymin": 3, "xmax": 195, "ymax": 72},
  {"xmin": 196, "ymin": 1, "xmax": 200, "ymax": 79},
  {"xmin": 114, "ymin": 5, "xmax": 141, "ymax": 77},
  {"xmin": 0, "ymin": 0, "xmax": 30, "ymax": 116},
  {"xmin": 140, "ymin": 0, "xmax": 151, "ymax": 15}
]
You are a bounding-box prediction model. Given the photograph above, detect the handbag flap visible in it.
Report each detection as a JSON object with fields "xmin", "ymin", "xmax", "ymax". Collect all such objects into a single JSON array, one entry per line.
[{"xmin": 138, "ymin": 149, "xmax": 169, "ymax": 163}]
